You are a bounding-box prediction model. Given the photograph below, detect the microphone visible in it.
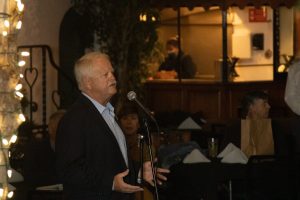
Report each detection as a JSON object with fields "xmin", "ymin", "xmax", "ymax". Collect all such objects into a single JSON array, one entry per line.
[
  {"xmin": 128, "ymin": 91, "xmax": 160, "ymax": 196},
  {"xmin": 127, "ymin": 90, "xmax": 137, "ymax": 101},
  {"xmin": 127, "ymin": 91, "xmax": 156, "ymax": 122}
]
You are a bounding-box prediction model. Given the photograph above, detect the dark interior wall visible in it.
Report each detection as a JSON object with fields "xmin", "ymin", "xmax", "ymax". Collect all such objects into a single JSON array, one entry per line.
[{"xmin": 59, "ymin": 7, "xmax": 93, "ymax": 109}]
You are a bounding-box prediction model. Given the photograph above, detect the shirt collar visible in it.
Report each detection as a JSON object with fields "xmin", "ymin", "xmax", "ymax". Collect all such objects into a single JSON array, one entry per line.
[{"xmin": 82, "ymin": 92, "xmax": 114, "ymax": 116}]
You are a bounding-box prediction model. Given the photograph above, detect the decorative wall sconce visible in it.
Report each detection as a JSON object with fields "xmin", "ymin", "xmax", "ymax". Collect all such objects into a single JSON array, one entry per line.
[{"xmin": 278, "ymin": 54, "xmax": 294, "ymax": 73}]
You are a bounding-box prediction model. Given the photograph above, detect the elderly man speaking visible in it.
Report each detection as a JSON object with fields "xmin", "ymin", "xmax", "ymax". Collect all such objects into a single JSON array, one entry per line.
[{"xmin": 56, "ymin": 52, "xmax": 169, "ymax": 200}]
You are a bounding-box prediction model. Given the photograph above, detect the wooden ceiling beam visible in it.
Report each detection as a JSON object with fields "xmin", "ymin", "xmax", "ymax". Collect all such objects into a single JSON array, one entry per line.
[{"xmin": 149, "ymin": 0, "xmax": 297, "ymax": 9}]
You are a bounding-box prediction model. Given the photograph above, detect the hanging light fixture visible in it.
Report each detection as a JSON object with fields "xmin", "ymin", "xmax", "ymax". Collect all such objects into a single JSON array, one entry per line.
[
  {"xmin": 0, "ymin": 0, "xmax": 25, "ymax": 199},
  {"xmin": 278, "ymin": 54, "xmax": 295, "ymax": 73}
]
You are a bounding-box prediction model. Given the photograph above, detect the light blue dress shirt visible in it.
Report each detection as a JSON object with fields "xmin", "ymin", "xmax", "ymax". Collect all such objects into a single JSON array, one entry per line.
[{"xmin": 83, "ymin": 93, "xmax": 128, "ymax": 166}]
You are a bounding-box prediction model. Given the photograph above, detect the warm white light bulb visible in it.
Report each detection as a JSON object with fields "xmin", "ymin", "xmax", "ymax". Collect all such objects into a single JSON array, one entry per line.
[
  {"xmin": 151, "ymin": 16, "xmax": 156, "ymax": 21},
  {"xmin": 17, "ymin": 2, "xmax": 24, "ymax": 12},
  {"xmin": 2, "ymin": 31, "xmax": 8, "ymax": 36},
  {"xmin": 2, "ymin": 139, "xmax": 9, "ymax": 146},
  {"xmin": 4, "ymin": 20, "xmax": 10, "ymax": 28},
  {"xmin": 7, "ymin": 191, "xmax": 13, "ymax": 198},
  {"xmin": 15, "ymin": 91, "xmax": 24, "ymax": 98},
  {"xmin": 19, "ymin": 74, "xmax": 24, "ymax": 78},
  {"xmin": 10, "ymin": 135, "xmax": 17, "ymax": 143},
  {"xmin": 19, "ymin": 114, "xmax": 26, "ymax": 122},
  {"xmin": 139, "ymin": 14, "xmax": 147, "ymax": 21},
  {"xmin": 21, "ymin": 51, "xmax": 30, "ymax": 56},
  {"xmin": 7, "ymin": 169, "xmax": 12, "ymax": 178},
  {"xmin": 15, "ymin": 83, "xmax": 22, "ymax": 91},
  {"xmin": 0, "ymin": 188, "xmax": 3, "ymax": 197},
  {"xmin": 18, "ymin": 60, "xmax": 26, "ymax": 67},
  {"xmin": 16, "ymin": 21, "xmax": 22, "ymax": 29},
  {"xmin": 278, "ymin": 64, "xmax": 285, "ymax": 73}
]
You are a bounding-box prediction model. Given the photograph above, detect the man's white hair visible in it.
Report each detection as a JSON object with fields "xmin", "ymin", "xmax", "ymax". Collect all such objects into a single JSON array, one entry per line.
[{"xmin": 74, "ymin": 52, "xmax": 110, "ymax": 90}]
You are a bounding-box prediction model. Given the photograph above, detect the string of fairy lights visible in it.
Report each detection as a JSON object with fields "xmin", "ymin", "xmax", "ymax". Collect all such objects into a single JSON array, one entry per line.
[{"xmin": 0, "ymin": 0, "xmax": 27, "ymax": 199}]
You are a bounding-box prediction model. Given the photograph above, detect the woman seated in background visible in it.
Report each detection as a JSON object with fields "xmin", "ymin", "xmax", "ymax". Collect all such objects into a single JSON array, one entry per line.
[
  {"xmin": 118, "ymin": 102, "xmax": 158, "ymax": 200},
  {"xmin": 118, "ymin": 102, "xmax": 158, "ymax": 165},
  {"xmin": 221, "ymin": 90, "xmax": 289, "ymax": 157}
]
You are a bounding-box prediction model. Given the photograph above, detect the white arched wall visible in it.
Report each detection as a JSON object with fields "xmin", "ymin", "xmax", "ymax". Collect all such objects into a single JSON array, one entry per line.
[{"xmin": 17, "ymin": 0, "xmax": 71, "ymax": 125}]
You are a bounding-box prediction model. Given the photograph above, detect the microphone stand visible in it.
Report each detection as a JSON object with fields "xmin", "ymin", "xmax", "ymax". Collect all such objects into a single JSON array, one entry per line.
[
  {"xmin": 138, "ymin": 133, "xmax": 144, "ymax": 200},
  {"xmin": 127, "ymin": 92, "xmax": 161, "ymax": 200},
  {"xmin": 139, "ymin": 117, "xmax": 160, "ymax": 200},
  {"xmin": 138, "ymin": 132, "xmax": 144, "ymax": 182}
]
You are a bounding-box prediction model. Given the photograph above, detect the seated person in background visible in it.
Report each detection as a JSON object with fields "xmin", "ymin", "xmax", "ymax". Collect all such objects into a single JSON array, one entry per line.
[
  {"xmin": 156, "ymin": 36, "xmax": 196, "ymax": 79},
  {"xmin": 221, "ymin": 91, "xmax": 289, "ymax": 157},
  {"xmin": 48, "ymin": 110, "xmax": 66, "ymax": 151},
  {"xmin": 285, "ymin": 57, "xmax": 300, "ymax": 154},
  {"xmin": 181, "ymin": 131, "xmax": 192, "ymax": 143},
  {"xmin": 285, "ymin": 56, "xmax": 300, "ymax": 116},
  {"xmin": 118, "ymin": 102, "xmax": 158, "ymax": 163},
  {"xmin": 118, "ymin": 102, "xmax": 158, "ymax": 200},
  {"xmin": 23, "ymin": 110, "xmax": 65, "ymax": 188}
]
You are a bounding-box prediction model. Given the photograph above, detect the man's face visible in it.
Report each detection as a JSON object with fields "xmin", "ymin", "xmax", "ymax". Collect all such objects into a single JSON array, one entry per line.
[
  {"xmin": 166, "ymin": 44, "xmax": 179, "ymax": 57},
  {"xmin": 248, "ymin": 98, "xmax": 270, "ymax": 119},
  {"xmin": 87, "ymin": 57, "xmax": 117, "ymax": 104}
]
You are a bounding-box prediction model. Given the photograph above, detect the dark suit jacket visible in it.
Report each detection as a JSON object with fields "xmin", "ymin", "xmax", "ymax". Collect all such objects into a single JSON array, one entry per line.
[
  {"xmin": 56, "ymin": 94, "xmax": 136, "ymax": 200},
  {"xmin": 221, "ymin": 119, "xmax": 290, "ymax": 156}
]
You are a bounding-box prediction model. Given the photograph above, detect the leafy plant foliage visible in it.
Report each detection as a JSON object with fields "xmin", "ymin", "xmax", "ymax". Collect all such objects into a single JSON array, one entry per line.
[{"xmin": 72, "ymin": 0, "xmax": 161, "ymax": 102}]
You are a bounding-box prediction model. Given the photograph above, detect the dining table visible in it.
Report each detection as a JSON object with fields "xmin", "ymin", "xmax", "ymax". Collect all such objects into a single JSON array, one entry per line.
[{"xmin": 161, "ymin": 159, "xmax": 247, "ymax": 200}]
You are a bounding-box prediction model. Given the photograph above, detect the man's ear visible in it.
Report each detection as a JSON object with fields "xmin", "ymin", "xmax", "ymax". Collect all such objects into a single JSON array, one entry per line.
[{"xmin": 82, "ymin": 77, "xmax": 92, "ymax": 90}]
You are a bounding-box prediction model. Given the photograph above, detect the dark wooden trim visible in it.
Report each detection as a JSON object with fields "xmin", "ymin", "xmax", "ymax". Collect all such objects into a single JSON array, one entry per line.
[
  {"xmin": 222, "ymin": 9, "xmax": 228, "ymax": 83},
  {"xmin": 145, "ymin": 80, "xmax": 293, "ymax": 122},
  {"xmin": 150, "ymin": 0, "xmax": 296, "ymax": 10}
]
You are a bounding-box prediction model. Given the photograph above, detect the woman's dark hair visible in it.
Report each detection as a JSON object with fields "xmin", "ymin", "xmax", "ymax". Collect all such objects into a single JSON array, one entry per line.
[
  {"xmin": 241, "ymin": 90, "xmax": 269, "ymax": 118},
  {"xmin": 117, "ymin": 101, "xmax": 141, "ymax": 120}
]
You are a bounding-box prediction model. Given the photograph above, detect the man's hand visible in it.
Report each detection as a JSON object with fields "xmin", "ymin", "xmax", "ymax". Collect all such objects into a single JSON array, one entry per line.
[
  {"xmin": 113, "ymin": 169, "xmax": 143, "ymax": 193},
  {"xmin": 143, "ymin": 161, "xmax": 170, "ymax": 186}
]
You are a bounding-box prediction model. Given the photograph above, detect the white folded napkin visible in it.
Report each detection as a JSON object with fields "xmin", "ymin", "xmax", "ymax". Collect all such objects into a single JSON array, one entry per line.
[
  {"xmin": 178, "ymin": 117, "xmax": 202, "ymax": 130},
  {"xmin": 221, "ymin": 149, "xmax": 248, "ymax": 164},
  {"xmin": 218, "ymin": 143, "xmax": 248, "ymax": 164},
  {"xmin": 36, "ymin": 184, "xmax": 63, "ymax": 191},
  {"xmin": 218, "ymin": 143, "xmax": 238, "ymax": 158},
  {"xmin": 183, "ymin": 149, "xmax": 211, "ymax": 163}
]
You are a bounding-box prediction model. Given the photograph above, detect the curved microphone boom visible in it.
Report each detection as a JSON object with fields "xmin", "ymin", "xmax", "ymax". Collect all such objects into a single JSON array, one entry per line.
[
  {"xmin": 127, "ymin": 91, "xmax": 156, "ymax": 122},
  {"xmin": 127, "ymin": 91, "xmax": 160, "ymax": 200}
]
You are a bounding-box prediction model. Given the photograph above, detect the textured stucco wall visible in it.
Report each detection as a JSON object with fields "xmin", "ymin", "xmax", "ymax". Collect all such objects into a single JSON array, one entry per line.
[{"xmin": 17, "ymin": 0, "xmax": 71, "ymax": 124}]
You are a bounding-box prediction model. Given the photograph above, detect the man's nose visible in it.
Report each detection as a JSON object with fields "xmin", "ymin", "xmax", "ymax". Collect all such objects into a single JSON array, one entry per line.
[{"xmin": 109, "ymin": 72, "xmax": 116, "ymax": 79}]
